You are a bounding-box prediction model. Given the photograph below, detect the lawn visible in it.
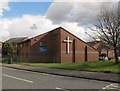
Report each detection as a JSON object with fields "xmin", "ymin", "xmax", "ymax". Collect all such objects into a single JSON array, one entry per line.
[{"xmin": 18, "ymin": 60, "xmax": 120, "ymax": 74}]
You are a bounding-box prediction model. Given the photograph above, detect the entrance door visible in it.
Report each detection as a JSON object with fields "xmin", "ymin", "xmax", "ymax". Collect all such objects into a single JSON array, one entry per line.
[
  {"xmin": 85, "ymin": 46, "xmax": 88, "ymax": 62},
  {"xmin": 72, "ymin": 39, "xmax": 75, "ymax": 63}
]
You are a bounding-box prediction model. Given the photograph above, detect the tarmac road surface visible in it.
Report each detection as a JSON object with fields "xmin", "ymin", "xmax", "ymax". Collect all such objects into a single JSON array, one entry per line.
[{"xmin": 2, "ymin": 67, "xmax": 120, "ymax": 90}]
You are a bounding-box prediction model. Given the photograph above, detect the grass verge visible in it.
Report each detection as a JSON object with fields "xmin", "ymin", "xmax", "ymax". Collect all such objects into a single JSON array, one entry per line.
[{"xmin": 16, "ymin": 60, "xmax": 120, "ymax": 74}]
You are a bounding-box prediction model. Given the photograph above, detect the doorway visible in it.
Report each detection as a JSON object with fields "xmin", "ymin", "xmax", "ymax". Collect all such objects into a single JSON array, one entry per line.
[{"xmin": 85, "ymin": 46, "xmax": 88, "ymax": 62}]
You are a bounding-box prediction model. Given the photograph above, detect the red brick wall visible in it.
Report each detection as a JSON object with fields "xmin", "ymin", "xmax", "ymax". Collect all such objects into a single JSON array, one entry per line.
[
  {"xmin": 19, "ymin": 40, "xmax": 31, "ymax": 62},
  {"xmin": 87, "ymin": 47, "xmax": 99, "ymax": 61},
  {"xmin": 19, "ymin": 28, "xmax": 61, "ymax": 63},
  {"xmin": 60, "ymin": 28, "xmax": 99, "ymax": 63},
  {"xmin": 101, "ymin": 49, "xmax": 114, "ymax": 58},
  {"xmin": 108, "ymin": 50, "xmax": 114, "ymax": 58},
  {"xmin": 19, "ymin": 27, "xmax": 99, "ymax": 63}
]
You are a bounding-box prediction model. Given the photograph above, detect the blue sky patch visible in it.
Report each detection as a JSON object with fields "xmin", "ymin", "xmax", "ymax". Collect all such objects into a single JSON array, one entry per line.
[{"xmin": 3, "ymin": 2, "xmax": 52, "ymax": 18}]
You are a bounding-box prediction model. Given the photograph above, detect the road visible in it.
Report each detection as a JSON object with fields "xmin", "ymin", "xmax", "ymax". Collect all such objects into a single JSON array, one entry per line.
[{"xmin": 2, "ymin": 67, "xmax": 119, "ymax": 90}]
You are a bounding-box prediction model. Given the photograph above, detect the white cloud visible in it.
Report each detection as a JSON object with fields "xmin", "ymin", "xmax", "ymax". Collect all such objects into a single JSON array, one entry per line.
[
  {"xmin": 0, "ymin": 19, "xmax": 11, "ymax": 41},
  {"xmin": 46, "ymin": 2, "xmax": 73, "ymax": 24},
  {"xmin": 46, "ymin": 2, "xmax": 118, "ymax": 25},
  {"xmin": 9, "ymin": 0, "xmax": 120, "ymax": 2},
  {"xmin": 0, "ymin": 15, "xmax": 91, "ymax": 42},
  {"xmin": 0, "ymin": 0, "xmax": 10, "ymax": 16},
  {"xmin": 0, "ymin": 15, "xmax": 59, "ymax": 42},
  {"xmin": 53, "ymin": 0, "xmax": 119, "ymax": 2},
  {"xmin": 61, "ymin": 22, "xmax": 86, "ymax": 39},
  {"xmin": 1, "ymin": 2, "xmax": 118, "ymax": 42}
]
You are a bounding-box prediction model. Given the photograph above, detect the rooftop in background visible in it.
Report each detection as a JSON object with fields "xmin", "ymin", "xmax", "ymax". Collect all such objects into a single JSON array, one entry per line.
[
  {"xmin": 87, "ymin": 41, "xmax": 97, "ymax": 47},
  {"xmin": 87, "ymin": 41, "xmax": 111, "ymax": 52},
  {"xmin": 4, "ymin": 37, "xmax": 28, "ymax": 43}
]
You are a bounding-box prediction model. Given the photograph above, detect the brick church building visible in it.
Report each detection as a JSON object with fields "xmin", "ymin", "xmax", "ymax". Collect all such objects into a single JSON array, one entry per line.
[{"xmin": 18, "ymin": 27, "xmax": 99, "ymax": 63}]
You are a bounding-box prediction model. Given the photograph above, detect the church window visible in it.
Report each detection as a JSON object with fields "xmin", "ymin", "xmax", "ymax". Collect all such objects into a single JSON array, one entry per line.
[
  {"xmin": 34, "ymin": 39, "xmax": 38, "ymax": 41},
  {"xmin": 22, "ymin": 53, "xmax": 24, "ymax": 58},
  {"xmin": 40, "ymin": 41, "xmax": 43, "ymax": 47},
  {"xmin": 26, "ymin": 42, "xmax": 28, "ymax": 47},
  {"xmin": 26, "ymin": 52, "xmax": 28, "ymax": 58},
  {"xmin": 52, "ymin": 34, "xmax": 58, "ymax": 54},
  {"xmin": 20, "ymin": 44, "xmax": 22, "ymax": 47}
]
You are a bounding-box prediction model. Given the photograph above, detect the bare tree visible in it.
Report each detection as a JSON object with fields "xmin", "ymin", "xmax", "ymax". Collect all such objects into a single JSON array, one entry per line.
[{"xmin": 88, "ymin": 4, "xmax": 120, "ymax": 64}]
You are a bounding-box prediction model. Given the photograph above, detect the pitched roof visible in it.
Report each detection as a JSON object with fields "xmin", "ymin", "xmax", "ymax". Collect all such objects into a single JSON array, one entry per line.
[
  {"xmin": 87, "ymin": 41, "xmax": 111, "ymax": 52},
  {"xmin": 87, "ymin": 41, "xmax": 97, "ymax": 46},
  {"xmin": 18, "ymin": 27, "xmax": 98, "ymax": 51},
  {"xmin": 58, "ymin": 27, "xmax": 98, "ymax": 50},
  {"xmin": 5, "ymin": 37, "xmax": 28, "ymax": 43}
]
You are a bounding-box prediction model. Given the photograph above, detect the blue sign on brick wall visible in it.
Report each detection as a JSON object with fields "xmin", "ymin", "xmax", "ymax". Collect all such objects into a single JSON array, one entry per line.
[{"xmin": 39, "ymin": 47, "xmax": 48, "ymax": 53}]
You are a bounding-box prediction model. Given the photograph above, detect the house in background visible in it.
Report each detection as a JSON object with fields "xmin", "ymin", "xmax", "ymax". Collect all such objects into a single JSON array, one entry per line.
[
  {"xmin": 87, "ymin": 41, "xmax": 115, "ymax": 59},
  {"xmin": 3, "ymin": 37, "xmax": 28, "ymax": 56},
  {"xmin": 18, "ymin": 27, "xmax": 99, "ymax": 63}
]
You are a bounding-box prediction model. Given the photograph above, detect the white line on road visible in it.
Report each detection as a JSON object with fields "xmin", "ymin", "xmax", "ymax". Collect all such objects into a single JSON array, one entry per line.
[
  {"xmin": 55, "ymin": 87, "xmax": 70, "ymax": 91},
  {"xmin": 56, "ymin": 87, "xmax": 62, "ymax": 89},
  {"xmin": 3, "ymin": 74, "xmax": 33, "ymax": 84},
  {"xmin": 102, "ymin": 83, "xmax": 120, "ymax": 90},
  {"xmin": 3, "ymin": 67, "xmax": 52, "ymax": 76}
]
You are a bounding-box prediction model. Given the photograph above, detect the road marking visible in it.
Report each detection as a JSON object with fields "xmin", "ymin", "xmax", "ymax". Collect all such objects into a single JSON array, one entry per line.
[
  {"xmin": 3, "ymin": 74, "xmax": 33, "ymax": 84},
  {"xmin": 3, "ymin": 67, "xmax": 69, "ymax": 79},
  {"xmin": 3, "ymin": 67, "xmax": 51, "ymax": 75},
  {"xmin": 56, "ymin": 87, "xmax": 62, "ymax": 89},
  {"xmin": 102, "ymin": 83, "xmax": 120, "ymax": 90},
  {"xmin": 55, "ymin": 87, "xmax": 70, "ymax": 91},
  {"xmin": 3, "ymin": 67, "xmax": 19, "ymax": 70}
]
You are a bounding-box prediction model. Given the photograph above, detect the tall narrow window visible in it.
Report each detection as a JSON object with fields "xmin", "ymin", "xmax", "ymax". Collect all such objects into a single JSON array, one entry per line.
[
  {"xmin": 26, "ymin": 52, "xmax": 28, "ymax": 58},
  {"xmin": 22, "ymin": 53, "xmax": 24, "ymax": 58},
  {"xmin": 85, "ymin": 46, "xmax": 88, "ymax": 62},
  {"xmin": 40, "ymin": 41, "xmax": 43, "ymax": 47}
]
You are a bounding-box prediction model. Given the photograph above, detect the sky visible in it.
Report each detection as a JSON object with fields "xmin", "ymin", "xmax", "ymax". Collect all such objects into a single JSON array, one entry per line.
[
  {"xmin": 0, "ymin": 0, "xmax": 119, "ymax": 42},
  {"xmin": 2, "ymin": 2, "xmax": 52, "ymax": 18}
]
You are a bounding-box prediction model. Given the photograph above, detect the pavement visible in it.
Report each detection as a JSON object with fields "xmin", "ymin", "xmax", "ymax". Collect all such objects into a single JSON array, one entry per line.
[{"xmin": 2, "ymin": 63, "xmax": 120, "ymax": 83}]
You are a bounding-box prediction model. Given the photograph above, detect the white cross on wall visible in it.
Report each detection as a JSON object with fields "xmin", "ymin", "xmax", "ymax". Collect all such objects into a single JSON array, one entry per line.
[{"xmin": 63, "ymin": 36, "xmax": 73, "ymax": 54}]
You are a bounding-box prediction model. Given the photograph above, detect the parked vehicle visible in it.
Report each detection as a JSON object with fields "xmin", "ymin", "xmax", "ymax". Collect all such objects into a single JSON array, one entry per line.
[
  {"xmin": 99, "ymin": 54, "xmax": 109, "ymax": 61},
  {"xmin": 118, "ymin": 57, "xmax": 120, "ymax": 60}
]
